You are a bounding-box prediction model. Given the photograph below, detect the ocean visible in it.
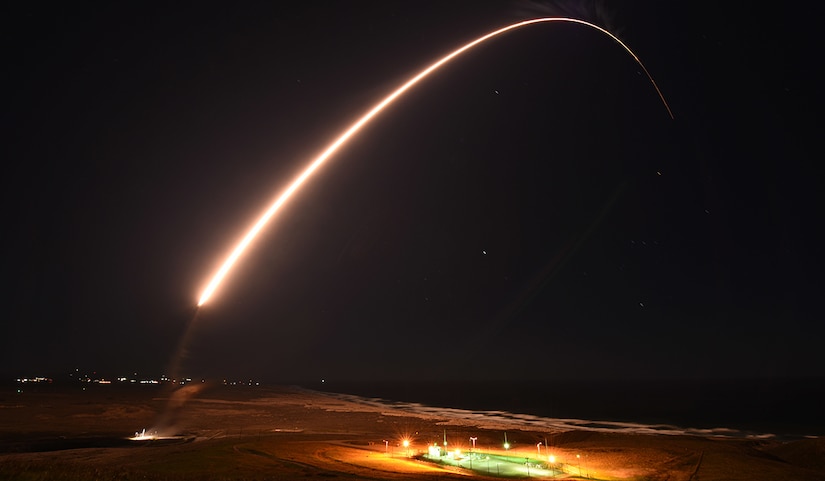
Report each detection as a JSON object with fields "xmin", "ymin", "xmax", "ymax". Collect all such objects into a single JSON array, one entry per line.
[{"xmin": 307, "ymin": 377, "xmax": 825, "ymax": 439}]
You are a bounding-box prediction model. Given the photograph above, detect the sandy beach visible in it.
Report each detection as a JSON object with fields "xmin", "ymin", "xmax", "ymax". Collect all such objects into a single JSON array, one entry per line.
[{"xmin": 1, "ymin": 383, "xmax": 823, "ymax": 480}]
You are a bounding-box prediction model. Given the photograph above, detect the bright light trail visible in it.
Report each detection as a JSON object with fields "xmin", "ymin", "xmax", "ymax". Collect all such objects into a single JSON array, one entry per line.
[{"xmin": 197, "ymin": 17, "xmax": 673, "ymax": 306}]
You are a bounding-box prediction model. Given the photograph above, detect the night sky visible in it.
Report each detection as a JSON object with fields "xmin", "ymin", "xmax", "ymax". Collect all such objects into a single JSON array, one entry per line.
[{"xmin": 4, "ymin": 1, "xmax": 822, "ymax": 384}]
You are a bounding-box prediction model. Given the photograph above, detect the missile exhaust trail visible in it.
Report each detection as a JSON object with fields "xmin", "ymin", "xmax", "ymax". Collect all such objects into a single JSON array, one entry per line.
[{"xmin": 196, "ymin": 17, "xmax": 673, "ymax": 307}]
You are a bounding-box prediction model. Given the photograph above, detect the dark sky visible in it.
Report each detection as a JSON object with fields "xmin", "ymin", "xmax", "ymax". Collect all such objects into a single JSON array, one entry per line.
[{"xmin": 3, "ymin": 1, "xmax": 822, "ymax": 384}]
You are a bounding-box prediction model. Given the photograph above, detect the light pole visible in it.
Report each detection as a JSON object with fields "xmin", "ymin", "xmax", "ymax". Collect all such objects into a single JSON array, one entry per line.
[
  {"xmin": 503, "ymin": 432, "xmax": 510, "ymax": 450},
  {"xmin": 383, "ymin": 440, "xmax": 388, "ymax": 454},
  {"xmin": 470, "ymin": 436, "xmax": 477, "ymax": 452},
  {"xmin": 537, "ymin": 442, "xmax": 542, "ymax": 458}
]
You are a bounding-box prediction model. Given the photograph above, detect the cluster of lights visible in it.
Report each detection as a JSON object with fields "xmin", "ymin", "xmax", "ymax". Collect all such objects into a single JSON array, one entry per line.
[
  {"xmin": 65, "ymin": 369, "xmax": 205, "ymax": 385},
  {"xmin": 75, "ymin": 375, "xmax": 191, "ymax": 385},
  {"xmin": 419, "ymin": 431, "xmax": 598, "ymax": 480},
  {"xmin": 15, "ymin": 377, "xmax": 52, "ymax": 383},
  {"xmin": 16, "ymin": 371, "xmax": 263, "ymax": 388},
  {"xmin": 223, "ymin": 379, "xmax": 261, "ymax": 386},
  {"xmin": 420, "ymin": 431, "xmax": 573, "ymax": 476}
]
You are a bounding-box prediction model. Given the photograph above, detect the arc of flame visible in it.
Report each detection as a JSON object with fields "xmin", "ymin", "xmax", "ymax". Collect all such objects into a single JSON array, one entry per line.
[{"xmin": 197, "ymin": 17, "xmax": 672, "ymax": 307}]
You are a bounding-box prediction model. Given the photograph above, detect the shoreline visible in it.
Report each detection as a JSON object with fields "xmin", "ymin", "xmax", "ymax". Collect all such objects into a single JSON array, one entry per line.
[{"xmin": 301, "ymin": 380, "xmax": 825, "ymax": 440}]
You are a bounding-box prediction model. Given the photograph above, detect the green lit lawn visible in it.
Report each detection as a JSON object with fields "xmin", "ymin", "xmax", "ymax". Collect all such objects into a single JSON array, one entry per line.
[{"xmin": 420, "ymin": 450, "xmax": 580, "ymax": 478}]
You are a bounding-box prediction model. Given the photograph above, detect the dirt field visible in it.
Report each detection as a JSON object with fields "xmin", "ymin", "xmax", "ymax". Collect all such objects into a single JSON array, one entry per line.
[{"xmin": 1, "ymin": 383, "xmax": 823, "ymax": 480}]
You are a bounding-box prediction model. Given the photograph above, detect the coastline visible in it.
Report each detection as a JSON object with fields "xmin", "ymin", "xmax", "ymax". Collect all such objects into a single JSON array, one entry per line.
[{"xmin": 306, "ymin": 376, "xmax": 825, "ymax": 439}]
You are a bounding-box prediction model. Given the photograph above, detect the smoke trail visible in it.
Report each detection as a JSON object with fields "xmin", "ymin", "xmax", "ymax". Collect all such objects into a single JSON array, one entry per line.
[
  {"xmin": 146, "ymin": 307, "xmax": 201, "ymax": 438},
  {"xmin": 165, "ymin": 307, "xmax": 200, "ymax": 381},
  {"xmin": 196, "ymin": 17, "xmax": 673, "ymax": 307},
  {"xmin": 514, "ymin": 0, "xmax": 620, "ymax": 36},
  {"xmin": 148, "ymin": 381, "xmax": 206, "ymax": 438}
]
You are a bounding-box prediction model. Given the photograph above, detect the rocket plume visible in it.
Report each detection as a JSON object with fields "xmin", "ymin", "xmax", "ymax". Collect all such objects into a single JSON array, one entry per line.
[{"xmin": 197, "ymin": 17, "xmax": 672, "ymax": 307}]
